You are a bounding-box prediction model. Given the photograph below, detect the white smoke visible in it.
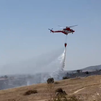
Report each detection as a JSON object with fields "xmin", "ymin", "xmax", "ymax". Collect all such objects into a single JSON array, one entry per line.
[
  {"xmin": 0, "ymin": 48, "xmax": 63, "ymax": 75},
  {"xmin": 0, "ymin": 48, "xmax": 67, "ymax": 90},
  {"xmin": 25, "ymin": 48, "xmax": 67, "ymax": 84}
]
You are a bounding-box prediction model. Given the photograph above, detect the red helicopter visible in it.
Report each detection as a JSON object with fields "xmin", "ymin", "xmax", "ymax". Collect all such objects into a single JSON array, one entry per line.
[{"xmin": 48, "ymin": 25, "xmax": 77, "ymax": 35}]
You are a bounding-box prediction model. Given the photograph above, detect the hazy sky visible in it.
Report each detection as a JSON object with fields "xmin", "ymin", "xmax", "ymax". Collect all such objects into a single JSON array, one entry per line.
[{"xmin": 0, "ymin": 0, "xmax": 101, "ymax": 74}]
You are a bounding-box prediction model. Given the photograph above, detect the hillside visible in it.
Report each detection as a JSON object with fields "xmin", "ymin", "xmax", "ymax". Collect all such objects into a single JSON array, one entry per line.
[
  {"xmin": 82, "ymin": 64, "xmax": 101, "ymax": 72},
  {"xmin": 0, "ymin": 64, "xmax": 101, "ymax": 91},
  {"xmin": 68, "ymin": 64, "xmax": 101, "ymax": 73},
  {"xmin": 0, "ymin": 75, "xmax": 101, "ymax": 101}
]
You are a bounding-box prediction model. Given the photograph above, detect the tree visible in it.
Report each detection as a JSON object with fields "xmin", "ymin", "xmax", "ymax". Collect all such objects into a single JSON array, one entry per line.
[{"xmin": 77, "ymin": 70, "xmax": 82, "ymax": 73}]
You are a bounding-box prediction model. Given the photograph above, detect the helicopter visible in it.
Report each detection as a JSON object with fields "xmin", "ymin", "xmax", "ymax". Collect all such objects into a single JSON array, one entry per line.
[{"xmin": 48, "ymin": 25, "xmax": 77, "ymax": 35}]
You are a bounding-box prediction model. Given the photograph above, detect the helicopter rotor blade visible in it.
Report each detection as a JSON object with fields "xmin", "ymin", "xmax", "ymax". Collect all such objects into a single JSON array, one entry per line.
[
  {"xmin": 69, "ymin": 25, "xmax": 78, "ymax": 28},
  {"xmin": 58, "ymin": 25, "xmax": 78, "ymax": 29}
]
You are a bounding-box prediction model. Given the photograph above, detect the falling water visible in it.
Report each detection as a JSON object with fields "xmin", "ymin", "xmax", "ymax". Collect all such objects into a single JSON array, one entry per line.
[{"xmin": 50, "ymin": 47, "xmax": 67, "ymax": 80}]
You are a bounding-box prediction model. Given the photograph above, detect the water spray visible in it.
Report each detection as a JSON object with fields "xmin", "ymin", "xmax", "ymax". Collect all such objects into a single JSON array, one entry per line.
[{"xmin": 62, "ymin": 43, "xmax": 67, "ymax": 69}]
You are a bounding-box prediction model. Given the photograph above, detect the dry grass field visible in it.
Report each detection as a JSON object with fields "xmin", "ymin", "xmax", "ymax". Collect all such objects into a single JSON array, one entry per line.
[{"xmin": 0, "ymin": 75, "xmax": 101, "ymax": 101}]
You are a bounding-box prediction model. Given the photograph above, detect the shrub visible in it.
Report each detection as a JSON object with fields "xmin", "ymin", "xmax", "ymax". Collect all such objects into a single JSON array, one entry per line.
[
  {"xmin": 53, "ymin": 95, "xmax": 82, "ymax": 101},
  {"xmin": 67, "ymin": 95, "xmax": 82, "ymax": 101},
  {"xmin": 55, "ymin": 88, "xmax": 64, "ymax": 93},
  {"xmin": 47, "ymin": 78, "xmax": 54, "ymax": 84},
  {"xmin": 47, "ymin": 85, "xmax": 82, "ymax": 101},
  {"xmin": 55, "ymin": 88, "xmax": 67, "ymax": 96},
  {"xmin": 63, "ymin": 77, "xmax": 69, "ymax": 80},
  {"xmin": 24, "ymin": 89, "xmax": 37, "ymax": 95},
  {"xmin": 85, "ymin": 71, "xmax": 89, "ymax": 74},
  {"xmin": 54, "ymin": 82, "xmax": 59, "ymax": 84}
]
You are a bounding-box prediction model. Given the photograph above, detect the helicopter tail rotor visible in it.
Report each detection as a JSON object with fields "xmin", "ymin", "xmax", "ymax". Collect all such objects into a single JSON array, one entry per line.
[{"xmin": 48, "ymin": 28, "xmax": 53, "ymax": 33}]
